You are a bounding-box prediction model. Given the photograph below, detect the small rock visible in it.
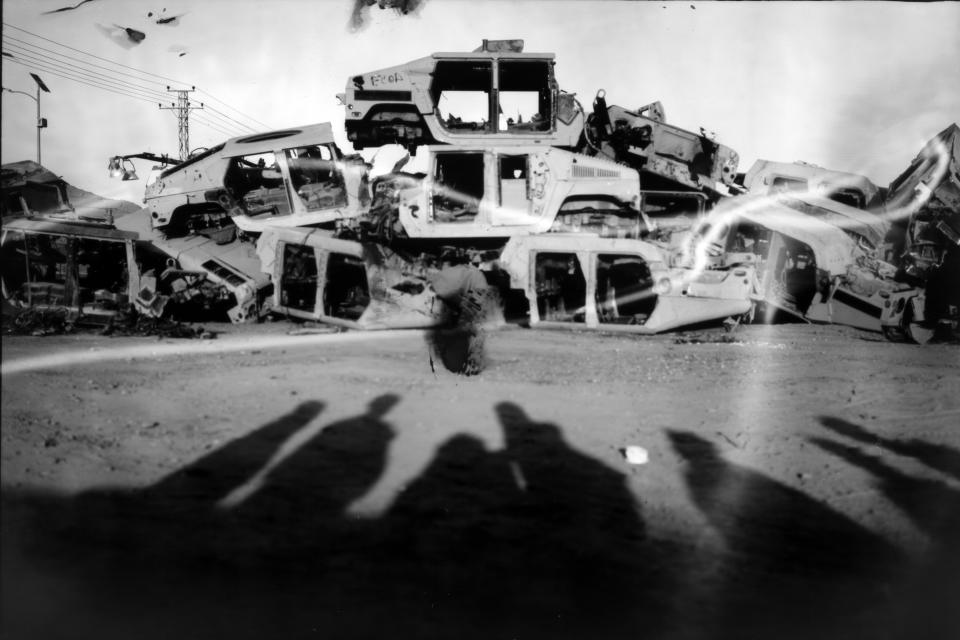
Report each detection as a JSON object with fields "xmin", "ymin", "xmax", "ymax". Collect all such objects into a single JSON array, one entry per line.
[
  {"xmin": 43, "ymin": 437, "xmax": 58, "ymax": 448},
  {"xmin": 622, "ymin": 446, "xmax": 649, "ymax": 465}
]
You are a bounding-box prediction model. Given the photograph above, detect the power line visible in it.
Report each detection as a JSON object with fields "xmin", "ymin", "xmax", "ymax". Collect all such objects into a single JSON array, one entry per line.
[
  {"xmin": 3, "ymin": 57, "xmax": 156, "ymax": 104},
  {"xmin": 3, "ymin": 22, "xmax": 189, "ymax": 86},
  {"xmin": 4, "ymin": 23, "xmax": 274, "ymax": 132},
  {"xmin": 196, "ymin": 90, "xmax": 273, "ymax": 130},
  {"xmin": 200, "ymin": 105, "xmax": 258, "ymax": 134},
  {"xmin": 3, "ymin": 34, "xmax": 173, "ymax": 92},
  {"xmin": 2, "ymin": 57, "xmax": 239, "ymax": 138},
  {"xmin": 3, "ymin": 43, "xmax": 172, "ymax": 102},
  {"xmin": 203, "ymin": 105, "xmax": 258, "ymax": 133}
]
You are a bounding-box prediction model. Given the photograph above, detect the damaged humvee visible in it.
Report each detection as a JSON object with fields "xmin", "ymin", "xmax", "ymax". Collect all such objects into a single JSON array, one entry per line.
[
  {"xmin": 579, "ymin": 92, "xmax": 740, "ymax": 199},
  {"xmin": 255, "ymin": 227, "xmax": 447, "ymax": 329},
  {"xmin": 0, "ymin": 214, "xmax": 273, "ymax": 325},
  {"xmin": 692, "ymin": 191, "xmax": 900, "ymax": 331},
  {"xmin": 498, "ymin": 234, "xmax": 755, "ymax": 333},
  {"xmin": 879, "ymin": 123, "xmax": 960, "ymax": 343},
  {"xmin": 114, "ymin": 209, "xmax": 274, "ymax": 323},
  {"xmin": 1, "ymin": 218, "xmax": 139, "ymax": 319},
  {"xmin": 2, "ymin": 162, "xmax": 76, "ymax": 221},
  {"xmin": 139, "ymin": 123, "xmax": 369, "ymax": 237},
  {"xmin": 362, "ymin": 145, "xmax": 648, "ymax": 246},
  {"xmin": 741, "ymin": 160, "xmax": 884, "ymax": 211},
  {"xmin": 343, "ymin": 41, "xmax": 739, "ymax": 232},
  {"xmin": 340, "ymin": 39, "xmax": 585, "ymax": 150}
]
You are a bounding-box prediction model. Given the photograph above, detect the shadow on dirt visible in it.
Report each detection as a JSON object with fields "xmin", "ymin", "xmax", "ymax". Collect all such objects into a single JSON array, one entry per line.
[
  {"xmin": 813, "ymin": 416, "xmax": 960, "ymax": 640},
  {"xmin": 668, "ymin": 429, "xmax": 905, "ymax": 639},
  {"xmin": 2, "ymin": 397, "xmax": 668, "ymax": 640},
  {"xmin": 3, "ymin": 406, "xmax": 957, "ymax": 639}
]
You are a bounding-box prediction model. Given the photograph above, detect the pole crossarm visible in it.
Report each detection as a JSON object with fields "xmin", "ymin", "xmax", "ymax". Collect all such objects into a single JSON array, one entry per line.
[{"xmin": 159, "ymin": 85, "xmax": 203, "ymax": 161}]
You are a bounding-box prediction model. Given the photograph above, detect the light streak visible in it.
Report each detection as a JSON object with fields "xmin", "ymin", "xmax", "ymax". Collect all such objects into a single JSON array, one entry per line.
[{"xmin": 1, "ymin": 329, "xmax": 426, "ymax": 376}]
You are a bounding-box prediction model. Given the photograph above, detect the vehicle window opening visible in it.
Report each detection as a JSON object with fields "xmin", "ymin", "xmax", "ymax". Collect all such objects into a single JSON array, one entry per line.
[
  {"xmin": 77, "ymin": 238, "xmax": 129, "ymax": 309},
  {"xmin": 774, "ymin": 236, "xmax": 819, "ymax": 313},
  {"xmin": 223, "ymin": 151, "xmax": 293, "ymax": 217},
  {"xmin": 499, "ymin": 155, "xmax": 528, "ymax": 205},
  {"xmin": 641, "ymin": 192, "xmax": 706, "ymax": 219},
  {"xmin": 325, "ymin": 253, "xmax": 370, "ymax": 320},
  {"xmin": 433, "ymin": 153, "xmax": 484, "ymax": 222},
  {"xmin": 498, "ymin": 60, "xmax": 552, "ymax": 133},
  {"xmin": 725, "ymin": 221, "xmax": 771, "ymax": 259},
  {"xmin": 285, "ymin": 145, "xmax": 347, "ymax": 211},
  {"xmin": 280, "ymin": 243, "xmax": 318, "ymax": 312},
  {"xmin": 432, "ymin": 60, "xmax": 492, "ymax": 132},
  {"xmin": 771, "ymin": 176, "xmax": 807, "ymax": 194},
  {"xmin": 595, "ymin": 254, "xmax": 656, "ymax": 324},
  {"xmin": 1, "ymin": 231, "xmax": 29, "ymax": 302},
  {"xmin": 535, "ymin": 252, "xmax": 586, "ymax": 323},
  {"xmin": 830, "ymin": 188, "xmax": 866, "ymax": 209},
  {"xmin": 19, "ymin": 233, "xmax": 73, "ymax": 306},
  {"xmin": 556, "ymin": 195, "xmax": 647, "ymax": 238},
  {"xmin": 164, "ymin": 203, "xmax": 235, "ymax": 240}
]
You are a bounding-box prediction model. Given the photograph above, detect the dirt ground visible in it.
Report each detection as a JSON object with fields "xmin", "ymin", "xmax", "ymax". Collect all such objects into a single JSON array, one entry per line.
[{"xmin": 2, "ymin": 322, "xmax": 958, "ymax": 639}]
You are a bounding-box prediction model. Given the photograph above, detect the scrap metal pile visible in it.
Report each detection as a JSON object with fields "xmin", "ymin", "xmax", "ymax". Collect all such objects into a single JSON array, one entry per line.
[{"xmin": 2, "ymin": 40, "xmax": 957, "ymax": 344}]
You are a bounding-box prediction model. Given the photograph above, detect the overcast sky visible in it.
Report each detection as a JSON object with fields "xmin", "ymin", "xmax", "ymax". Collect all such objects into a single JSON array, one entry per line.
[{"xmin": 2, "ymin": 0, "xmax": 958, "ymax": 205}]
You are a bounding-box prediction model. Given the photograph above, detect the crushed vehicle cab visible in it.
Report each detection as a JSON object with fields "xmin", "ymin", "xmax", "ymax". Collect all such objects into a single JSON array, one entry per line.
[
  {"xmin": 1, "ymin": 218, "xmax": 140, "ymax": 319},
  {"xmin": 143, "ymin": 123, "xmax": 369, "ymax": 237},
  {"xmin": 340, "ymin": 39, "xmax": 584, "ymax": 150},
  {"xmin": 580, "ymin": 92, "xmax": 740, "ymax": 197},
  {"xmin": 498, "ymin": 235, "xmax": 754, "ymax": 334},
  {"xmin": 741, "ymin": 160, "xmax": 884, "ymax": 211},
  {"xmin": 880, "ymin": 123, "xmax": 960, "ymax": 343},
  {"xmin": 255, "ymin": 227, "xmax": 447, "ymax": 329},
  {"xmin": 363, "ymin": 145, "xmax": 646, "ymax": 245},
  {"xmin": 2, "ymin": 162, "xmax": 76, "ymax": 221},
  {"xmin": 115, "ymin": 210, "xmax": 274, "ymax": 323},
  {"xmin": 700, "ymin": 192, "xmax": 899, "ymax": 331}
]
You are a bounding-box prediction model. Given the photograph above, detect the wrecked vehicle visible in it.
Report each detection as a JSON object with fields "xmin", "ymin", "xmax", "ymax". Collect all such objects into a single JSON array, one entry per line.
[
  {"xmin": 340, "ymin": 39, "xmax": 585, "ymax": 150},
  {"xmin": 115, "ymin": 210, "xmax": 274, "ymax": 323},
  {"xmin": 2, "ymin": 161, "xmax": 76, "ymax": 221},
  {"xmin": 579, "ymin": 91, "xmax": 740, "ymax": 198},
  {"xmin": 498, "ymin": 234, "xmax": 755, "ymax": 334},
  {"xmin": 255, "ymin": 227, "xmax": 447, "ymax": 329},
  {"xmin": 131, "ymin": 123, "xmax": 369, "ymax": 236},
  {"xmin": 741, "ymin": 160, "xmax": 884, "ymax": 211},
  {"xmin": 362, "ymin": 145, "xmax": 646, "ymax": 247},
  {"xmin": 0, "ymin": 213, "xmax": 273, "ymax": 325},
  {"xmin": 1, "ymin": 218, "xmax": 140, "ymax": 320},
  {"xmin": 879, "ymin": 123, "xmax": 960, "ymax": 343},
  {"xmin": 698, "ymin": 192, "xmax": 899, "ymax": 331}
]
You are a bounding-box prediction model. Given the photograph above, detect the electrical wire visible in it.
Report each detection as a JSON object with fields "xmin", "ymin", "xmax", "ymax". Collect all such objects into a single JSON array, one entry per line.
[
  {"xmin": 3, "ymin": 22, "xmax": 273, "ymax": 132},
  {"xmin": 3, "ymin": 34, "xmax": 176, "ymax": 92},
  {"xmin": 2, "ymin": 56, "xmax": 239, "ymax": 138},
  {"xmin": 3, "ymin": 56, "xmax": 157, "ymax": 104},
  {"xmin": 196, "ymin": 90, "xmax": 273, "ymax": 130},
  {"xmin": 202, "ymin": 104, "xmax": 259, "ymax": 133},
  {"xmin": 3, "ymin": 43, "xmax": 172, "ymax": 102},
  {"xmin": 199, "ymin": 106, "xmax": 258, "ymax": 134},
  {"xmin": 4, "ymin": 23, "xmax": 190, "ymax": 86}
]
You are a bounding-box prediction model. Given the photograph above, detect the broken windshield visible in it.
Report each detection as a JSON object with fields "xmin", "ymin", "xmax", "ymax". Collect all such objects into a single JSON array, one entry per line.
[{"xmin": 284, "ymin": 145, "xmax": 347, "ymax": 211}]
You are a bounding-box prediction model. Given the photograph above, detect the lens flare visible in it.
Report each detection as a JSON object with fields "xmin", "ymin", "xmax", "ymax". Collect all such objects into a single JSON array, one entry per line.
[{"xmin": 1, "ymin": 329, "xmax": 426, "ymax": 376}]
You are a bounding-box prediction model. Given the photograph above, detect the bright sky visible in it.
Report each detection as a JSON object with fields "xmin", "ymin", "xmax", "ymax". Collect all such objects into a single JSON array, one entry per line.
[{"xmin": 2, "ymin": 0, "xmax": 958, "ymax": 205}]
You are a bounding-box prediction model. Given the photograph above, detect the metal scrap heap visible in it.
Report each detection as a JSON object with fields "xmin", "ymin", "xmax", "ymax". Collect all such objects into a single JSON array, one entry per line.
[{"xmin": 2, "ymin": 40, "xmax": 957, "ymax": 347}]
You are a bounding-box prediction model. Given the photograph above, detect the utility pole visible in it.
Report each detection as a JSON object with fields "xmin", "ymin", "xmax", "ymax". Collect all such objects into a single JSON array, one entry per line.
[
  {"xmin": 3, "ymin": 73, "xmax": 50, "ymax": 165},
  {"xmin": 159, "ymin": 86, "xmax": 203, "ymax": 161}
]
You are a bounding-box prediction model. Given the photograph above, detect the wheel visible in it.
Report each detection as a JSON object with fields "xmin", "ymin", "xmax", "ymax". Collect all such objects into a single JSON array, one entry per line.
[{"xmin": 905, "ymin": 323, "xmax": 935, "ymax": 345}]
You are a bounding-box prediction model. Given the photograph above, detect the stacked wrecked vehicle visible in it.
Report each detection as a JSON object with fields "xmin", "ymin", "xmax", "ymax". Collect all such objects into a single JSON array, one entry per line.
[{"xmin": 2, "ymin": 40, "xmax": 957, "ymax": 343}]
